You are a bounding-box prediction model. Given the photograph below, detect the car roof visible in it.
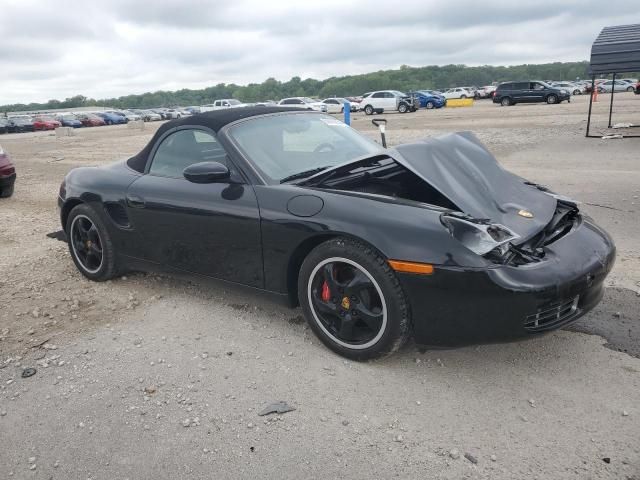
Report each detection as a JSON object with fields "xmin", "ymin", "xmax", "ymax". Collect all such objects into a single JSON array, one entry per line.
[{"xmin": 127, "ymin": 106, "xmax": 307, "ymax": 173}]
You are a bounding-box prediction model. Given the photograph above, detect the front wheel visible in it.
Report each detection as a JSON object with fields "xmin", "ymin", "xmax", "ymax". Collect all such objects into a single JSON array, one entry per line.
[
  {"xmin": 425, "ymin": 101, "xmax": 435, "ymax": 109},
  {"xmin": 573, "ymin": 89, "xmax": 581, "ymax": 95},
  {"xmin": 460, "ymin": 95, "xmax": 467, "ymax": 99},
  {"xmin": 546, "ymin": 94, "xmax": 558, "ymax": 104},
  {"xmin": 66, "ymin": 204, "xmax": 118, "ymax": 281},
  {"xmin": 298, "ymin": 238, "xmax": 410, "ymax": 360},
  {"xmin": 398, "ymin": 103, "xmax": 409, "ymax": 113},
  {"xmin": 364, "ymin": 105, "xmax": 374, "ymax": 115},
  {"xmin": 627, "ymin": 86, "xmax": 634, "ymax": 92}
]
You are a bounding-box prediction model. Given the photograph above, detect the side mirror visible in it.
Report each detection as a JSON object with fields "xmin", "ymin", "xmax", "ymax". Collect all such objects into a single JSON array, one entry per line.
[{"xmin": 183, "ymin": 161, "xmax": 230, "ymax": 184}]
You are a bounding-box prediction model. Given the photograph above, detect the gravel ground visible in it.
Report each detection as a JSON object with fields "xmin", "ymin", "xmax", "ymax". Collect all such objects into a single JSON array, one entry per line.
[{"xmin": 0, "ymin": 94, "xmax": 639, "ymax": 479}]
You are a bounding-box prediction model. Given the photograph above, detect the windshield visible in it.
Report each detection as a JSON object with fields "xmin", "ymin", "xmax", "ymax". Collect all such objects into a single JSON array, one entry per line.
[{"xmin": 229, "ymin": 113, "xmax": 382, "ymax": 183}]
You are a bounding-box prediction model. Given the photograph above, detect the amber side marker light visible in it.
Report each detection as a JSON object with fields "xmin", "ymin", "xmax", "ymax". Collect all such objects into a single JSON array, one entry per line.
[{"xmin": 388, "ymin": 260, "xmax": 434, "ymax": 275}]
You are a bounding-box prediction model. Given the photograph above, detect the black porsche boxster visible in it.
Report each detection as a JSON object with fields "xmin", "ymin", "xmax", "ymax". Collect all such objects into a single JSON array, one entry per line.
[{"xmin": 58, "ymin": 106, "xmax": 615, "ymax": 359}]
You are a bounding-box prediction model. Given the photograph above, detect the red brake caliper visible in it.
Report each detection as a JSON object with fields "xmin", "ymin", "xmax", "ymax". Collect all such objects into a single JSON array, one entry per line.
[{"xmin": 321, "ymin": 280, "xmax": 331, "ymax": 302}]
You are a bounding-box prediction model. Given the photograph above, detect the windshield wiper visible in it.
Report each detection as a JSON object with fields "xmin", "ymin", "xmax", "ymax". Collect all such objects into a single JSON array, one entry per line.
[{"xmin": 280, "ymin": 166, "xmax": 331, "ymax": 184}]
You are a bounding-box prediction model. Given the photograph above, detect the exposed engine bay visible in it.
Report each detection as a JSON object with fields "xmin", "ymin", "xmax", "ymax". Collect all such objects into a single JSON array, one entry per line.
[{"xmin": 312, "ymin": 156, "xmax": 581, "ymax": 266}]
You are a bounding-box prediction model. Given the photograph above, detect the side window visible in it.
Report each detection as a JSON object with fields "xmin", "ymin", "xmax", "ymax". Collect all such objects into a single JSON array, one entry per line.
[
  {"xmin": 531, "ymin": 83, "xmax": 545, "ymax": 90},
  {"xmin": 372, "ymin": 92, "xmax": 385, "ymax": 98},
  {"xmin": 384, "ymin": 92, "xmax": 395, "ymax": 98},
  {"xmin": 149, "ymin": 129, "xmax": 228, "ymax": 178}
]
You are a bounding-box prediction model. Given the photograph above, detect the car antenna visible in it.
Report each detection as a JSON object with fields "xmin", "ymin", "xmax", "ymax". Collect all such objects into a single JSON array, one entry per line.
[{"xmin": 371, "ymin": 118, "xmax": 387, "ymax": 148}]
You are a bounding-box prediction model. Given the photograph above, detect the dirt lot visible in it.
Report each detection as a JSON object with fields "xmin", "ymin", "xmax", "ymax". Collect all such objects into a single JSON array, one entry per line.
[{"xmin": 1, "ymin": 94, "xmax": 639, "ymax": 479}]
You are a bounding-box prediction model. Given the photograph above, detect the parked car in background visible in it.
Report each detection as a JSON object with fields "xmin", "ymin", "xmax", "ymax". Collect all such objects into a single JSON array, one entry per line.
[
  {"xmin": 163, "ymin": 108, "xmax": 187, "ymax": 119},
  {"xmin": 321, "ymin": 98, "xmax": 357, "ymax": 113},
  {"xmin": 114, "ymin": 110, "xmax": 142, "ymax": 122},
  {"xmin": 184, "ymin": 106, "xmax": 201, "ymax": 114},
  {"xmin": 551, "ymin": 82, "xmax": 585, "ymax": 95},
  {"xmin": 475, "ymin": 86, "xmax": 497, "ymax": 99},
  {"xmin": 636, "ymin": 80, "xmax": 640, "ymax": 94},
  {"xmin": 76, "ymin": 113, "xmax": 106, "ymax": 127},
  {"xmin": 278, "ymin": 97, "xmax": 328, "ymax": 112},
  {"xmin": 442, "ymin": 87, "xmax": 473, "ymax": 99},
  {"xmin": 597, "ymin": 80, "xmax": 635, "ymax": 93},
  {"xmin": 0, "ymin": 143, "xmax": 16, "ymax": 197},
  {"xmin": 358, "ymin": 90, "xmax": 418, "ymax": 115},
  {"xmin": 150, "ymin": 109, "xmax": 170, "ymax": 120},
  {"xmin": 95, "ymin": 112, "xmax": 127, "ymax": 125},
  {"xmin": 413, "ymin": 91, "xmax": 446, "ymax": 109},
  {"xmin": 136, "ymin": 110, "xmax": 162, "ymax": 122},
  {"xmin": 0, "ymin": 118, "xmax": 9, "ymax": 134},
  {"xmin": 7, "ymin": 115, "xmax": 35, "ymax": 133},
  {"xmin": 493, "ymin": 81, "xmax": 570, "ymax": 106},
  {"xmin": 620, "ymin": 78, "xmax": 638, "ymax": 85},
  {"xmin": 201, "ymin": 99, "xmax": 247, "ymax": 112},
  {"xmin": 55, "ymin": 113, "xmax": 83, "ymax": 128},
  {"xmin": 32, "ymin": 115, "xmax": 61, "ymax": 130}
]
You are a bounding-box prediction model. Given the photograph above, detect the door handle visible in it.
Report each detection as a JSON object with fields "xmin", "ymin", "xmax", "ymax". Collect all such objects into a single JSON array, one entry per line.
[{"xmin": 126, "ymin": 194, "xmax": 146, "ymax": 208}]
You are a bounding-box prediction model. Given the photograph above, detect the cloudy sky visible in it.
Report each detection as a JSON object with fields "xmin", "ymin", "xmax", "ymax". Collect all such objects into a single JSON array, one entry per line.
[{"xmin": 0, "ymin": 0, "xmax": 636, "ymax": 104}]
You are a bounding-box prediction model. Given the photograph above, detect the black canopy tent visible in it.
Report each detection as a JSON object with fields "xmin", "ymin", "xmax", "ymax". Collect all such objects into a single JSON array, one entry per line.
[{"xmin": 586, "ymin": 23, "xmax": 640, "ymax": 138}]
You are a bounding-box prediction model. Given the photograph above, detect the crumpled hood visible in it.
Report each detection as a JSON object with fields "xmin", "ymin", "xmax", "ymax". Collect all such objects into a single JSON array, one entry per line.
[{"xmin": 391, "ymin": 132, "xmax": 557, "ymax": 242}]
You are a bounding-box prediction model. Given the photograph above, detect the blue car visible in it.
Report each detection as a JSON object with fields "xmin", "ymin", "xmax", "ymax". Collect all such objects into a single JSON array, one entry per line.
[
  {"xmin": 56, "ymin": 114, "xmax": 83, "ymax": 128},
  {"xmin": 95, "ymin": 112, "xmax": 127, "ymax": 125},
  {"xmin": 414, "ymin": 91, "xmax": 446, "ymax": 109}
]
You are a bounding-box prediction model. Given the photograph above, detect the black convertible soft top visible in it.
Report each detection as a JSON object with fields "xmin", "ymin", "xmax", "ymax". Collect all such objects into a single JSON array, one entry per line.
[{"xmin": 127, "ymin": 106, "xmax": 307, "ymax": 173}]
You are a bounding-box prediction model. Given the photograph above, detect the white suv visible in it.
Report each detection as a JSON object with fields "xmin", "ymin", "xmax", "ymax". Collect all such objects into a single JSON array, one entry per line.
[
  {"xmin": 442, "ymin": 87, "xmax": 473, "ymax": 99},
  {"xmin": 278, "ymin": 97, "xmax": 327, "ymax": 112},
  {"xmin": 358, "ymin": 90, "xmax": 417, "ymax": 115}
]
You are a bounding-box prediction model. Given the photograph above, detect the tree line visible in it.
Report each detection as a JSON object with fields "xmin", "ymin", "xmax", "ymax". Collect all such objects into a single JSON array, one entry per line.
[{"xmin": 3, "ymin": 61, "xmax": 598, "ymax": 112}]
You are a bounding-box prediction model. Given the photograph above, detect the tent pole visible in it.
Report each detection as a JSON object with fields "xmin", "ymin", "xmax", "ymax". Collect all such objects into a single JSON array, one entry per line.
[
  {"xmin": 608, "ymin": 73, "xmax": 616, "ymax": 128},
  {"xmin": 586, "ymin": 75, "xmax": 595, "ymax": 137}
]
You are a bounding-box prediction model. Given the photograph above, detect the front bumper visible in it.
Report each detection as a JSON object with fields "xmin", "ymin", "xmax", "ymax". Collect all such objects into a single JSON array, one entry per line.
[{"xmin": 400, "ymin": 218, "xmax": 616, "ymax": 347}]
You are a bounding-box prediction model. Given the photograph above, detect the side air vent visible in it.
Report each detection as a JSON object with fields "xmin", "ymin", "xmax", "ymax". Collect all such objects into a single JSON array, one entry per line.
[{"xmin": 104, "ymin": 202, "xmax": 130, "ymax": 228}]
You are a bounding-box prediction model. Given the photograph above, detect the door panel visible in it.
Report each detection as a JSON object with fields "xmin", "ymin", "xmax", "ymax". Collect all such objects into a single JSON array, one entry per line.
[{"xmin": 125, "ymin": 175, "xmax": 263, "ymax": 288}]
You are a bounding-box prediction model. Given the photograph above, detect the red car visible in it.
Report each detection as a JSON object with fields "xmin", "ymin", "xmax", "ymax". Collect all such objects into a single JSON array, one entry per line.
[
  {"xmin": 77, "ymin": 113, "xmax": 106, "ymax": 127},
  {"xmin": 0, "ymin": 144, "xmax": 16, "ymax": 198},
  {"xmin": 32, "ymin": 116, "xmax": 61, "ymax": 130}
]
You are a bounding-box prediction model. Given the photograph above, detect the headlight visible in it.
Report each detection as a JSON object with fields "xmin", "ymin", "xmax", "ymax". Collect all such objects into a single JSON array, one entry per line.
[{"xmin": 440, "ymin": 214, "xmax": 519, "ymax": 256}]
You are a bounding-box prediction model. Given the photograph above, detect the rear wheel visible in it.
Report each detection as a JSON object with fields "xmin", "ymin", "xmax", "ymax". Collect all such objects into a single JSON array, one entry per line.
[
  {"xmin": 546, "ymin": 94, "xmax": 558, "ymax": 104},
  {"xmin": 66, "ymin": 204, "xmax": 118, "ymax": 281},
  {"xmin": 0, "ymin": 183, "xmax": 14, "ymax": 198},
  {"xmin": 298, "ymin": 238, "xmax": 410, "ymax": 360},
  {"xmin": 573, "ymin": 89, "xmax": 581, "ymax": 95},
  {"xmin": 363, "ymin": 105, "xmax": 374, "ymax": 115},
  {"xmin": 460, "ymin": 94, "xmax": 467, "ymax": 99},
  {"xmin": 501, "ymin": 97, "xmax": 512, "ymax": 106}
]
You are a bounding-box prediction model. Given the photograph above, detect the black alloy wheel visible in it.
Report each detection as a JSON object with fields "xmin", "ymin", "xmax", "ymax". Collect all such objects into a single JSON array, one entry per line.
[
  {"xmin": 66, "ymin": 204, "xmax": 118, "ymax": 281},
  {"xmin": 298, "ymin": 238, "xmax": 410, "ymax": 360},
  {"xmin": 70, "ymin": 215, "xmax": 104, "ymax": 274}
]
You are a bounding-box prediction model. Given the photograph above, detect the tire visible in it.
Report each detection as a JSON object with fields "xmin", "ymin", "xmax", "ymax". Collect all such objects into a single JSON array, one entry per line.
[
  {"xmin": 501, "ymin": 97, "xmax": 512, "ymax": 106},
  {"xmin": 573, "ymin": 89, "xmax": 581, "ymax": 95},
  {"xmin": 425, "ymin": 101, "xmax": 435, "ymax": 109},
  {"xmin": 398, "ymin": 103, "xmax": 408, "ymax": 113},
  {"xmin": 66, "ymin": 204, "xmax": 118, "ymax": 281},
  {"xmin": 546, "ymin": 94, "xmax": 558, "ymax": 104},
  {"xmin": 363, "ymin": 105, "xmax": 374, "ymax": 115},
  {"xmin": 0, "ymin": 183, "xmax": 14, "ymax": 198},
  {"xmin": 627, "ymin": 86, "xmax": 634, "ymax": 92},
  {"xmin": 460, "ymin": 95, "xmax": 467, "ymax": 99},
  {"xmin": 298, "ymin": 237, "xmax": 410, "ymax": 360}
]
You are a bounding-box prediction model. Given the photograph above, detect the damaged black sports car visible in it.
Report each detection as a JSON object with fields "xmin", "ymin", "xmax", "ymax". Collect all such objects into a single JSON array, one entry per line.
[{"xmin": 58, "ymin": 106, "xmax": 615, "ymax": 359}]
